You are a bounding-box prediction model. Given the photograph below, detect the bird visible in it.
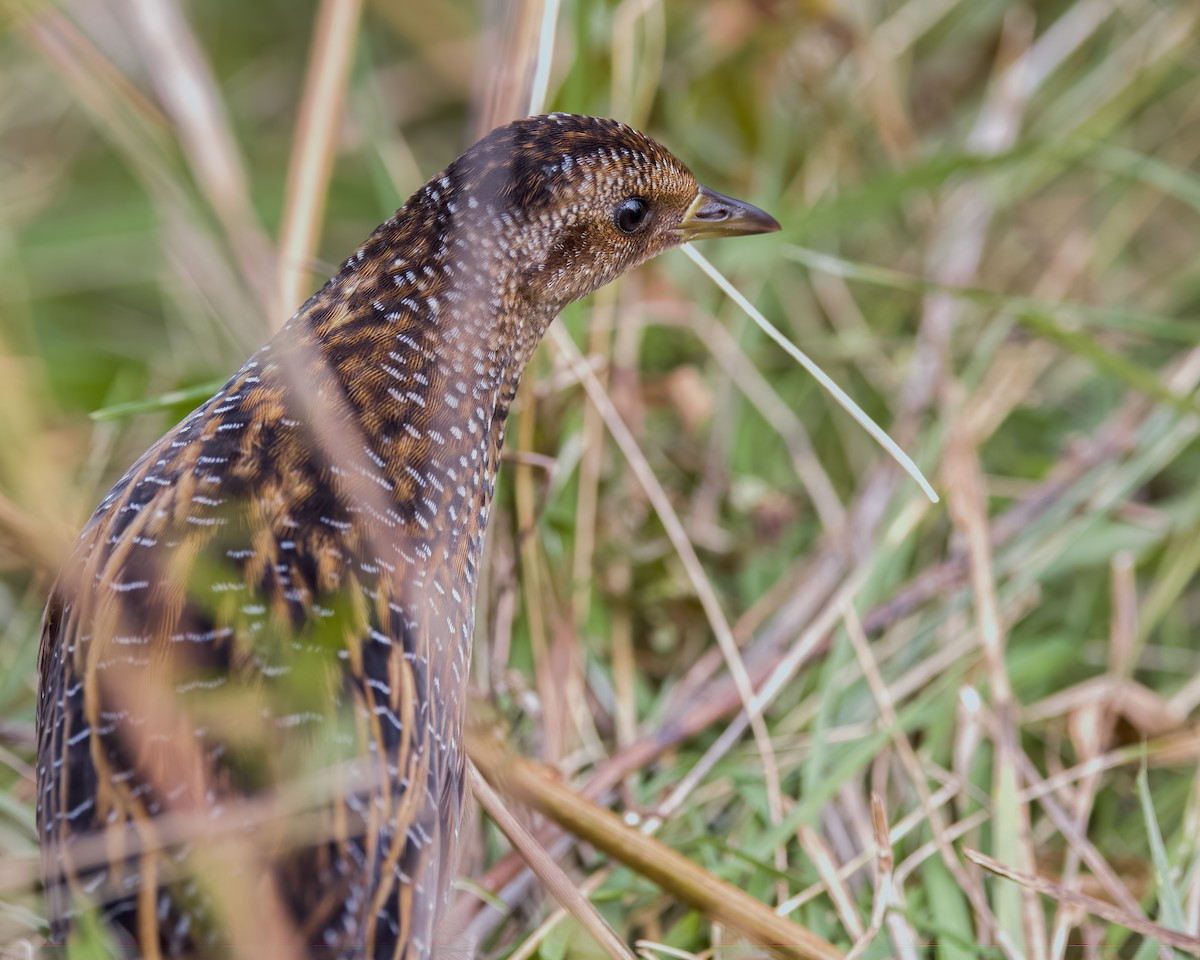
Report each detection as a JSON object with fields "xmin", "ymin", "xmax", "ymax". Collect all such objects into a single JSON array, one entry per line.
[{"xmin": 36, "ymin": 113, "xmax": 779, "ymax": 960}]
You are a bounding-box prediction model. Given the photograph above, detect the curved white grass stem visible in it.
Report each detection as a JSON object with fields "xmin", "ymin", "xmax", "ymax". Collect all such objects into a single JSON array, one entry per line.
[{"xmin": 681, "ymin": 243, "xmax": 940, "ymax": 505}]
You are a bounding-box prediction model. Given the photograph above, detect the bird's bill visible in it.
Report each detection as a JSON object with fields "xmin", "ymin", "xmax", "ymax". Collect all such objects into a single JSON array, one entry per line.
[{"xmin": 673, "ymin": 185, "xmax": 781, "ymax": 241}]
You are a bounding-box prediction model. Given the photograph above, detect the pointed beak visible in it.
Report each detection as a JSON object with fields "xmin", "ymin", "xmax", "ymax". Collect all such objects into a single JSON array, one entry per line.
[{"xmin": 673, "ymin": 185, "xmax": 781, "ymax": 241}]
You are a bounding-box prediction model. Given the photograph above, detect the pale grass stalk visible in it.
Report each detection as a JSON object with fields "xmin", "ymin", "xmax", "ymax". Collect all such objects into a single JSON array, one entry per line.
[
  {"xmin": 608, "ymin": 546, "xmax": 638, "ymax": 749},
  {"xmin": 17, "ymin": 8, "xmax": 168, "ymax": 141},
  {"xmin": 607, "ymin": 302, "xmax": 645, "ymax": 743},
  {"xmin": 778, "ymin": 601, "xmax": 980, "ymax": 737},
  {"xmin": 893, "ymin": 808, "xmax": 994, "ymax": 891},
  {"xmin": 0, "ymin": 741, "xmax": 34, "ymax": 783},
  {"xmin": 476, "ymin": 0, "xmax": 544, "ymax": 132},
  {"xmin": 682, "ymin": 243, "xmax": 939, "ymax": 505},
  {"xmin": 611, "ymin": 0, "xmax": 664, "ymax": 123},
  {"xmin": 974, "ymin": 702, "xmax": 1169, "ymax": 947},
  {"xmin": 954, "ymin": 683, "xmax": 986, "ymax": 878},
  {"xmin": 647, "ymin": 567, "xmax": 865, "ymax": 847},
  {"xmin": 1050, "ymin": 552, "xmax": 1139, "ymax": 960},
  {"xmin": 0, "ymin": 488, "xmax": 68, "ymax": 574},
  {"xmin": 881, "ymin": 814, "xmax": 920, "ymax": 960},
  {"xmin": 777, "ymin": 781, "xmax": 959, "ymax": 916},
  {"xmin": 966, "ymin": 849, "xmax": 1200, "ymax": 957},
  {"xmin": 526, "ymin": 0, "xmax": 561, "ymax": 116},
  {"xmin": 569, "ymin": 290, "xmax": 639, "ymax": 748},
  {"xmin": 797, "ymin": 825, "xmax": 864, "ymax": 940},
  {"xmin": 1187, "ymin": 783, "xmax": 1200, "ymax": 935},
  {"xmin": 1012, "ymin": 0, "xmax": 1117, "ymax": 102},
  {"xmin": 1087, "ymin": 87, "xmax": 1200, "ymax": 291},
  {"xmin": 830, "ymin": 782, "xmax": 877, "ymax": 878},
  {"xmin": 124, "ymin": 0, "xmax": 278, "ymax": 323},
  {"xmin": 841, "ymin": 599, "xmax": 1015, "ymax": 959},
  {"xmin": 695, "ymin": 306, "xmax": 847, "ymax": 538},
  {"xmin": 514, "ymin": 401, "xmax": 563, "ymax": 760},
  {"xmin": 505, "ymin": 869, "xmax": 612, "ymax": 960},
  {"xmin": 278, "ymin": 0, "xmax": 364, "ymax": 316},
  {"xmin": 1033, "ymin": 4, "xmax": 1198, "ymax": 149},
  {"xmin": 899, "ymin": 4, "xmax": 1032, "ymax": 443},
  {"xmin": 483, "ymin": 533, "xmax": 518, "ymax": 696},
  {"xmin": 873, "ymin": 0, "xmax": 962, "ymax": 61},
  {"xmin": 945, "ymin": 413, "xmax": 1046, "ymax": 960},
  {"xmin": 842, "ymin": 796, "xmax": 896, "ymax": 960},
  {"xmin": 15, "ymin": 7, "xmax": 262, "ymax": 350},
  {"xmin": 636, "ymin": 941, "xmax": 709, "ymax": 960},
  {"xmin": 468, "ymin": 764, "xmax": 636, "ymax": 960},
  {"xmin": 548, "ymin": 323, "xmax": 791, "ymax": 898},
  {"xmin": 569, "ymin": 289, "xmax": 615, "ymax": 630}
]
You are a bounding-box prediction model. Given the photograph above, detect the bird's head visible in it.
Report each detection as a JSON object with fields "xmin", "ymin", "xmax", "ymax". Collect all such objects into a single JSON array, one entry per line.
[{"xmin": 421, "ymin": 113, "xmax": 780, "ymax": 312}]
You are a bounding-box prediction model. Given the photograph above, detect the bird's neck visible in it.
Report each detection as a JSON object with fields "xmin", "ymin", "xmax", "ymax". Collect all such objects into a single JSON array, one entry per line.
[{"xmin": 274, "ymin": 206, "xmax": 560, "ymax": 603}]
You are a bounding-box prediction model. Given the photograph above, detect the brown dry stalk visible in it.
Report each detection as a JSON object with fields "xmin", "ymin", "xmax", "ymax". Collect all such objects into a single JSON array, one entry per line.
[
  {"xmin": 467, "ymin": 764, "xmax": 636, "ymax": 960},
  {"xmin": 841, "ymin": 599, "xmax": 1007, "ymax": 949},
  {"xmin": 278, "ymin": 0, "xmax": 364, "ymax": 317},
  {"xmin": 966, "ymin": 848, "xmax": 1200, "ymax": 957},
  {"xmin": 467, "ymin": 731, "xmax": 844, "ymax": 960}
]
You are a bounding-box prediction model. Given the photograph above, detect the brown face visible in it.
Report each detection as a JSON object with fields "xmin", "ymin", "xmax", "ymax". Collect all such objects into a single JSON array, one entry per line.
[{"xmin": 436, "ymin": 114, "xmax": 780, "ymax": 311}]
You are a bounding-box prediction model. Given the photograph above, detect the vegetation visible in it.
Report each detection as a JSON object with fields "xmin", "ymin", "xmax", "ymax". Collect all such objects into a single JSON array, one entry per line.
[{"xmin": 2, "ymin": 0, "xmax": 1199, "ymax": 957}]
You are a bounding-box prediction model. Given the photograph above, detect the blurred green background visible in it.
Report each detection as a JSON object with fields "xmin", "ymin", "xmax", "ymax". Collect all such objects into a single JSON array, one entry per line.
[{"xmin": 3, "ymin": 0, "xmax": 1200, "ymax": 957}]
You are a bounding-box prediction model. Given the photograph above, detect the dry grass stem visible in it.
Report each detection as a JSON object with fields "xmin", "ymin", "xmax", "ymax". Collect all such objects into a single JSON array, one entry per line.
[
  {"xmin": 278, "ymin": 0, "xmax": 364, "ymax": 315},
  {"xmin": 966, "ymin": 848, "xmax": 1200, "ymax": 957},
  {"xmin": 682, "ymin": 244, "xmax": 939, "ymax": 504},
  {"xmin": 124, "ymin": 0, "xmax": 278, "ymax": 323},
  {"xmin": 468, "ymin": 734, "xmax": 844, "ymax": 960},
  {"xmin": 467, "ymin": 763, "xmax": 635, "ymax": 960},
  {"xmin": 841, "ymin": 795, "xmax": 895, "ymax": 960}
]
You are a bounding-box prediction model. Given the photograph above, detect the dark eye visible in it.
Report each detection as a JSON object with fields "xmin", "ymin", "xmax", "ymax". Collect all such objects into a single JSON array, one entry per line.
[{"xmin": 614, "ymin": 197, "xmax": 651, "ymax": 234}]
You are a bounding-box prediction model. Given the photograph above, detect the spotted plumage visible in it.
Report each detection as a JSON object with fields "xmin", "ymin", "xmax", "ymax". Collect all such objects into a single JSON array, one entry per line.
[{"xmin": 36, "ymin": 113, "xmax": 778, "ymax": 959}]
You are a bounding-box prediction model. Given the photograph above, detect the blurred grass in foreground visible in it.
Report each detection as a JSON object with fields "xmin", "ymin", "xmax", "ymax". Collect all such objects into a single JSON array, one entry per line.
[{"xmin": 2, "ymin": 0, "xmax": 1200, "ymax": 958}]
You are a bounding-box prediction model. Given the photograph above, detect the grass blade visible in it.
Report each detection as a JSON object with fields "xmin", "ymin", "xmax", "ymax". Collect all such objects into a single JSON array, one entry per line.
[{"xmin": 682, "ymin": 243, "xmax": 940, "ymax": 504}]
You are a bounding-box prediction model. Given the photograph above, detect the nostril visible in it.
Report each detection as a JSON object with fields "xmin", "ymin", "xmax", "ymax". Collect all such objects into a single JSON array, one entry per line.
[{"xmin": 692, "ymin": 204, "xmax": 730, "ymax": 222}]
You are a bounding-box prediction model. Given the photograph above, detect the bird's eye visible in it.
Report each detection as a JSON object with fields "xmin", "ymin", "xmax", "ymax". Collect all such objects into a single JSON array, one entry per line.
[{"xmin": 614, "ymin": 197, "xmax": 651, "ymax": 234}]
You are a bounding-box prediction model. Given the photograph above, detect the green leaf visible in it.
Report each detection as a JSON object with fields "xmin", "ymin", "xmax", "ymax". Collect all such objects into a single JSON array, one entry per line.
[{"xmin": 1137, "ymin": 761, "xmax": 1186, "ymax": 952}]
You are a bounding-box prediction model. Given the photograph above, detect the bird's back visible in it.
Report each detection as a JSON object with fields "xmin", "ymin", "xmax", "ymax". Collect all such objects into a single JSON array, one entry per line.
[{"xmin": 37, "ymin": 276, "xmax": 470, "ymax": 958}]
